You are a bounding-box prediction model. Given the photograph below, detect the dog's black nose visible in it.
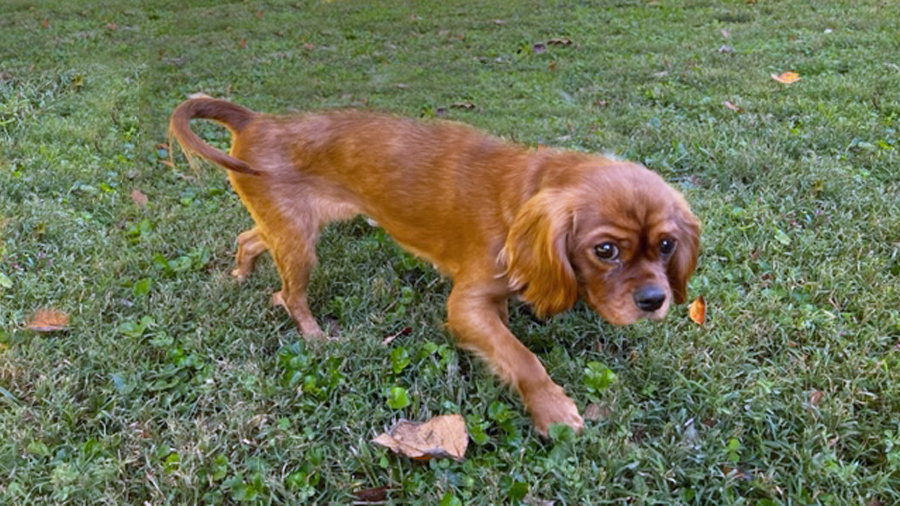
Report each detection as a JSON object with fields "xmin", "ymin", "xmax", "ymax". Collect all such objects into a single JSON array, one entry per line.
[{"xmin": 633, "ymin": 285, "xmax": 666, "ymax": 312}]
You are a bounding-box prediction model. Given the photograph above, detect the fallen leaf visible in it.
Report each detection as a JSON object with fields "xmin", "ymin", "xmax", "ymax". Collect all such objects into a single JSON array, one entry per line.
[
  {"xmin": 492, "ymin": 19, "xmax": 506, "ymax": 25},
  {"xmin": 302, "ymin": 42, "xmax": 315, "ymax": 50},
  {"xmin": 688, "ymin": 296, "xmax": 706, "ymax": 325},
  {"xmin": 547, "ymin": 37, "xmax": 572, "ymax": 46},
  {"xmin": 106, "ymin": 22, "xmax": 118, "ymax": 31},
  {"xmin": 722, "ymin": 466, "xmax": 755, "ymax": 480},
  {"xmin": 771, "ymin": 71, "xmax": 801, "ymax": 84},
  {"xmin": 593, "ymin": 99, "xmax": 609, "ymax": 107},
  {"xmin": 42, "ymin": 19, "xmax": 50, "ymax": 29},
  {"xmin": 372, "ymin": 414, "xmax": 468, "ymax": 461},
  {"xmin": 583, "ymin": 403, "xmax": 610, "ymax": 421},
  {"xmin": 809, "ymin": 390, "xmax": 824, "ymax": 406},
  {"xmin": 548, "ymin": 60, "xmax": 557, "ymax": 71},
  {"xmin": 724, "ymin": 101, "xmax": 744, "ymax": 113},
  {"xmin": 353, "ymin": 486, "xmax": 389, "ymax": 503},
  {"xmin": 0, "ymin": 272, "xmax": 12, "ymax": 289},
  {"xmin": 524, "ymin": 494, "xmax": 556, "ymax": 506},
  {"xmin": 396, "ymin": 83, "xmax": 409, "ymax": 89},
  {"xmin": 256, "ymin": 10, "xmax": 264, "ymax": 19},
  {"xmin": 382, "ymin": 326, "xmax": 412, "ymax": 345},
  {"xmin": 653, "ymin": 70, "xmax": 669, "ymax": 78},
  {"xmin": 131, "ymin": 189, "xmax": 148, "ymax": 208},
  {"xmin": 449, "ymin": 102, "xmax": 475, "ymax": 110},
  {"xmin": 26, "ymin": 309, "xmax": 69, "ymax": 332}
]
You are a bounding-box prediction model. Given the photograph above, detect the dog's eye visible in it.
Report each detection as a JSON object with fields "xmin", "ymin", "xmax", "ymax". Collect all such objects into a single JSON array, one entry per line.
[
  {"xmin": 660, "ymin": 238, "xmax": 677, "ymax": 257},
  {"xmin": 594, "ymin": 242, "xmax": 619, "ymax": 261}
]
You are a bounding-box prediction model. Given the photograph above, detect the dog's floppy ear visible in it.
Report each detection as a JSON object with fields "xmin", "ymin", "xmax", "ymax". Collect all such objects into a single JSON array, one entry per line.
[
  {"xmin": 502, "ymin": 189, "xmax": 578, "ymax": 318},
  {"xmin": 668, "ymin": 205, "xmax": 701, "ymax": 304}
]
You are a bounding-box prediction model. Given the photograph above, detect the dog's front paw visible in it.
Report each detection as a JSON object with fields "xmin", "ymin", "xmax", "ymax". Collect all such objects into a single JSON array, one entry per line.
[
  {"xmin": 231, "ymin": 266, "xmax": 251, "ymax": 282},
  {"xmin": 523, "ymin": 382, "xmax": 584, "ymax": 436}
]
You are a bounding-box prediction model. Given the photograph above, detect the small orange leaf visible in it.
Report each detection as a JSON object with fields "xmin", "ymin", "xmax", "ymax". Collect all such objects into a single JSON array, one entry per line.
[
  {"xmin": 372, "ymin": 414, "xmax": 468, "ymax": 461},
  {"xmin": 688, "ymin": 296, "xmax": 706, "ymax": 325},
  {"xmin": 131, "ymin": 189, "xmax": 148, "ymax": 208},
  {"xmin": 771, "ymin": 71, "xmax": 801, "ymax": 84},
  {"xmin": 42, "ymin": 19, "xmax": 50, "ymax": 29},
  {"xmin": 105, "ymin": 22, "xmax": 118, "ymax": 31},
  {"xmin": 26, "ymin": 309, "xmax": 69, "ymax": 332},
  {"xmin": 256, "ymin": 10, "xmax": 264, "ymax": 19},
  {"xmin": 239, "ymin": 39, "xmax": 247, "ymax": 49}
]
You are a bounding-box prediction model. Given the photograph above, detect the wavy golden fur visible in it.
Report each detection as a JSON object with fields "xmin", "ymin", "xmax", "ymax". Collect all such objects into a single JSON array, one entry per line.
[{"xmin": 169, "ymin": 97, "xmax": 700, "ymax": 434}]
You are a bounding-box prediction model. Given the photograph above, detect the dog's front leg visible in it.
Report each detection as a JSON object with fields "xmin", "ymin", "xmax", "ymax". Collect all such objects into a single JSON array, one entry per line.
[{"xmin": 447, "ymin": 282, "xmax": 584, "ymax": 436}]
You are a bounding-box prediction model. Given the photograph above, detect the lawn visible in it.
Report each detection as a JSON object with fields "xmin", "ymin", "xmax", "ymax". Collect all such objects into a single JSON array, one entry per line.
[{"xmin": 2, "ymin": 0, "xmax": 899, "ymax": 504}]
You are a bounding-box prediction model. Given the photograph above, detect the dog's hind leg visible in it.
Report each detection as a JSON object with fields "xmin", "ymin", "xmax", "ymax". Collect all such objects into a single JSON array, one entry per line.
[
  {"xmin": 231, "ymin": 227, "xmax": 269, "ymax": 281},
  {"xmin": 265, "ymin": 215, "xmax": 324, "ymax": 338}
]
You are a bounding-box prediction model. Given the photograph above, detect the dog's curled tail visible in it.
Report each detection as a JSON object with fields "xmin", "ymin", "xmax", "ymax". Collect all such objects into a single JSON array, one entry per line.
[{"xmin": 169, "ymin": 97, "xmax": 261, "ymax": 175}]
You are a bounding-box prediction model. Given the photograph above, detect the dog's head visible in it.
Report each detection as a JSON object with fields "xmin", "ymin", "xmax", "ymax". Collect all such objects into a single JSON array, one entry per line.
[{"xmin": 503, "ymin": 161, "xmax": 700, "ymax": 325}]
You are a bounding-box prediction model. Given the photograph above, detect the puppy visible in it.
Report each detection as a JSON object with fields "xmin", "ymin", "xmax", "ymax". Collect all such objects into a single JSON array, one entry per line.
[{"xmin": 169, "ymin": 98, "xmax": 700, "ymax": 434}]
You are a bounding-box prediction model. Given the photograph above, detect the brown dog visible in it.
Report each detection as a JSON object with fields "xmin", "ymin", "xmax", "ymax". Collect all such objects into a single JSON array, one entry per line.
[{"xmin": 169, "ymin": 98, "xmax": 700, "ymax": 434}]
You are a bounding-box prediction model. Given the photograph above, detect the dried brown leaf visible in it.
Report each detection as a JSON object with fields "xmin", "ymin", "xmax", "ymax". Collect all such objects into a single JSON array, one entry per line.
[
  {"xmin": 353, "ymin": 486, "xmax": 389, "ymax": 503},
  {"xmin": 131, "ymin": 189, "xmax": 148, "ymax": 208},
  {"xmin": 724, "ymin": 101, "xmax": 744, "ymax": 113},
  {"xmin": 372, "ymin": 414, "xmax": 468, "ymax": 461},
  {"xmin": 583, "ymin": 403, "xmax": 610, "ymax": 421},
  {"xmin": 547, "ymin": 37, "xmax": 572, "ymax": 46},
  {"xmin": 382, "ymin": 326, "xmax": 412, "ymax": 345},
  {"xmin": 449, "ymin": 102, "xmax": 475, "ymax": 110},
  {"xmin": 688, "ymin": 296, "xmax": 706, "ymax": 325},
  {"xmin": 524, "ymin": 494, "xmax": 556, "ymax": 506},
  {"xmin": 809, "ymin": 390, "xmax": 824, "ymax": 406},
  {"xmin": 26, "ymin": 309, "xmax": 69, "ymax": 332}
]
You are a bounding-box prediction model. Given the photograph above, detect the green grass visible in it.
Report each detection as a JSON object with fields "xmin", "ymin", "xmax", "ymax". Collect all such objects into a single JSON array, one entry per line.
[{"xmin": 2, "ymin": 0, "xmax": 900, "ymax": 504}]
